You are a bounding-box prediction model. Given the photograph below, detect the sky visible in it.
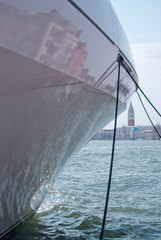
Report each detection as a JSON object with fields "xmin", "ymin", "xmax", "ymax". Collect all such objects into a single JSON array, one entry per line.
[{"xmin": 107, "ymin": 0, "xmax": 161, "ymax": 128}]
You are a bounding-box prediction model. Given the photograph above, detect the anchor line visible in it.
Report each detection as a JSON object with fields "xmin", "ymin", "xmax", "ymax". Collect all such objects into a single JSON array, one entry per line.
[
  {"xmin": 136, "ymin": 91, "xmax": 161, "ymax": 139},
  {"xmin": 100, "ymin": 54, "xmax": 160, "ymax": 239},
  {"xmin": 95, "ymin": 60, "xmax": 118, "ymax": 87},
  {"xmin": 100, "ymin": 56, "xmax": 122, "ymax": 240}
]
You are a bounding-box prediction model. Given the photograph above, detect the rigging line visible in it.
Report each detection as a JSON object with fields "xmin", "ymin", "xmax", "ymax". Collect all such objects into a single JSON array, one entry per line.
[
  {"xmin": 137, "ymin": 91, "xmax": 161, "ymax": 139},
  {"xmin": 80, "ymin": 83, "xmax": 107, "ymax": 96},
  {"xmin": 121, "ymin": 62, "xmax": 161, "ymax": 117},
  {"xmin": 37, "ymin": 81, "xmax": 82, "ymax": 89},
  {"xmin": 96, "ymin": 64, "xmax": 119, "ymax": 87},
  {"xmin": 95, "ymin": 60, "xmax": 118, "ymax": 87},
  {"xmin": 100, "ymin": 60, "xmax": 121, "ymax": 240}
]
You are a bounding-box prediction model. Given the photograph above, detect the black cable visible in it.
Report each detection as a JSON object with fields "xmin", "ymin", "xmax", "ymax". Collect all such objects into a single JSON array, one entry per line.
[
  {"xmin": 96, "ymin": 64, "xmax": 119, "ymax": 87},
  {"xmin": 99, "ymin": 53, "xmax": 160, "ymax": 239},
  {"xmin": 95, "ymin": 60, "xmax": 118, "ymax": 87},
  {"xmin": 118, "ymin": 56, "xmax": 161, "ymax": 139},
  {"xmin": 137, "ymin": 91, "xmax": 161, "ymax": 139},
  {"xmin": 80, "ymin": 83, "xmax": 107, "ymax": 96},
  {"xmin": 100, "ymin": 60, "xmax": 121, "ymax": 240},
  {"xmin": 138, "ymin": 86, "xmax": 161, "ymax": 117}
]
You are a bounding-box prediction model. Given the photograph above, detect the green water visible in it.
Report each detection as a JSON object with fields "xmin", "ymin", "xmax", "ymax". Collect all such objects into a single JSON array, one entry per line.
[{"xmin": 5, "ymin": 140, "xmax": 161, "ymax": 239}]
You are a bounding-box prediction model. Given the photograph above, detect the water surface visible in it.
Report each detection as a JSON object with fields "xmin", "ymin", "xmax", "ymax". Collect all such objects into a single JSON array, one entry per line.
[{"xmin": 5, "ymin": 140, "xmax": 161, "ymax": 239}]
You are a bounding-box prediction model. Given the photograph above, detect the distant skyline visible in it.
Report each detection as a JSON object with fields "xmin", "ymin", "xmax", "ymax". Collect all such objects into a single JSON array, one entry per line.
[{"xmin": 107, "ymin": 0, "xmax": 161, "ymax": 128}]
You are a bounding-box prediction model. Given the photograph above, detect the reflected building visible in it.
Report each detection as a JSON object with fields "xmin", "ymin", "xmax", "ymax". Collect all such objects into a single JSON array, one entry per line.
[
  {"xmin": 0, "ymin": 2, "xmax": 133, "ymax": 101},
  {"xmin": 0, "ymin": 2, "xmax": 90, "ymax": 80},
  {"xmin": 36, "ymin": 11, "xmax": 84, "ymax": 73},
  {"xmin": 0, "ymin": 3, "xmax": 44, "ymax": 59}
]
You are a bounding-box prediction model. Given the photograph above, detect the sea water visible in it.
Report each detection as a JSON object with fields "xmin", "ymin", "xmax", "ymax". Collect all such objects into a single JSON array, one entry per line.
[{"xmin": 5, "ymin": 140, "xmax": 161, "ymax": 239}]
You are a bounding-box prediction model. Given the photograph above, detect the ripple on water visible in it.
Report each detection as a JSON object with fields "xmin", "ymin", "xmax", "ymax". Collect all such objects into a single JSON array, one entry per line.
[{"xmin": 4, "ymin": 140, "xmax": 161, "ymax": 240}]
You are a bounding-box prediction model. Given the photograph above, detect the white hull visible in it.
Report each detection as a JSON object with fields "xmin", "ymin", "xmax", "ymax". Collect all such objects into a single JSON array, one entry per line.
[{"xmin": 0, "ymin": 0, "xmax": 138, "ymax": 237}]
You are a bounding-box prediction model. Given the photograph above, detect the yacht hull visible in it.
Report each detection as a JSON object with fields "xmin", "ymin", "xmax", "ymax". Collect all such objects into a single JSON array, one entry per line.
[{"xmin": 0, "ymin": 0, "xmax": 137, "ymax": 237}]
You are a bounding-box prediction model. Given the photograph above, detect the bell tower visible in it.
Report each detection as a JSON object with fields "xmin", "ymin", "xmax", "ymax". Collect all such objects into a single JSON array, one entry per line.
[{"xmin": 128, "ymin": 102, "xmax": 135, "ymax": 126}]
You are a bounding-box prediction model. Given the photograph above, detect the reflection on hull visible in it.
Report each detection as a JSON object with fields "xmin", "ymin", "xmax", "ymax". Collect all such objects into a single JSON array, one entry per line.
[{"xmin": 0, "ymin": 0, "xmax": 138, "ymax": 238}]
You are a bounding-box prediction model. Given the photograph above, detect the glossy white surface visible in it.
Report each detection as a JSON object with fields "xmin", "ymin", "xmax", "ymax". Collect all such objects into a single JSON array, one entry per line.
[{"xmin": 0, "ymin": 0, "xmax": 137, "ymax": 237}]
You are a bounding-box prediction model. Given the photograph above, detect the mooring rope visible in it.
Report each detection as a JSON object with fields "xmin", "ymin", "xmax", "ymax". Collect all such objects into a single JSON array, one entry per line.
[
  {"xmin": 95, "ymin": 60, "xmax": 118, "ymax": 87},
  {"xmin": 120, "ymin": 58, "xmax": 161, "ymax": 138},
  {"xmin": 100, "ymin": 54, "xmax": 161, "ymax": 239},
  {"xmin": 121, "ymin": 62, "xmax": 161, "ymax": 118},
  {"xmin": 100, "ymin": 57, "xmax": 122, "ymax": 240},
  {"xmin": 136, "ymin": 91, "xmax": 161, "ymax": 139}
]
